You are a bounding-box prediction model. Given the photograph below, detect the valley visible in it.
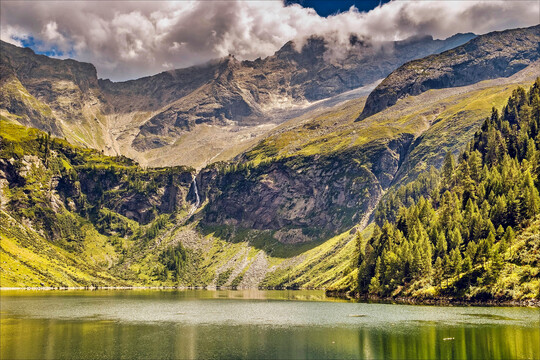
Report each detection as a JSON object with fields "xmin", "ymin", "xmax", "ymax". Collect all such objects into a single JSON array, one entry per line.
[{"xmin": 1, "ymin": 24, "xmax": 539, "ymax": 305}]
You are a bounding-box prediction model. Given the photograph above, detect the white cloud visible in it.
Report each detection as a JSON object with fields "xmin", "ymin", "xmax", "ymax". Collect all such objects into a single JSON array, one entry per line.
[
  {"xmin": 0, "ymin": 24, "xmax": 28, "ymax": 46},
  {"xmin": 40, "ymin": 21, "xmax": 72, "ymax": 54},
  {"xmin": 1, "ymin": 0, "xmax": 538, "ymax": 81}
]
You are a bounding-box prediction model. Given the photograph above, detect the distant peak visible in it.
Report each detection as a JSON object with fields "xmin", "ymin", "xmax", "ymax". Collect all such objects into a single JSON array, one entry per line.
[
  {"xmin": 275, "ymin": 36, "xmax": 327, "ymax": 60},
  {"xmin": 399, "ymin": 34, "xmax": 434, "ymax": 44},
  {"xmin": 443, "ymin": 32, "xmax": 476, "ymax": 41}
]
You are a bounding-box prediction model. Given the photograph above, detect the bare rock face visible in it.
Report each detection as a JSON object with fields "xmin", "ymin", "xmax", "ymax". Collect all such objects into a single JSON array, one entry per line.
[
  {"xmin": 358, "ymin": 25, "xmax": 540, "ymax": 120},
  {"xmin": 0, "ymin": 41, "xmax": 102, "ymax": 136},
  {"xmin": 198, "ymin": 134, "xmax": 413, "ymax": 242}
]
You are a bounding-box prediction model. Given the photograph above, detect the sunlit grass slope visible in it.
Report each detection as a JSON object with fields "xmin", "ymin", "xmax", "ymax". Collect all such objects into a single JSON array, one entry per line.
[
  {"xmin": 0, "ymin": 212, "xmax": 125, "ymax": 287},
  {"xmin": 1, "ymin": 63, "xmax": 538, "ymax": 290}
]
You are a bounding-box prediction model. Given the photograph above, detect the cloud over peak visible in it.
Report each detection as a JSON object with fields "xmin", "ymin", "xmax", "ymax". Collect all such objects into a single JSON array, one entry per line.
[{"xmin": 1, "ymin": 0, "xmax": 538, "ymax": 81}]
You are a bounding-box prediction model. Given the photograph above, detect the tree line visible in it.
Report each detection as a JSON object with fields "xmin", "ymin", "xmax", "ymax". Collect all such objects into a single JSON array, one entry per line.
[{"xmin": 355, "ymin": 79, "xmax": 540, "ymax": 299}]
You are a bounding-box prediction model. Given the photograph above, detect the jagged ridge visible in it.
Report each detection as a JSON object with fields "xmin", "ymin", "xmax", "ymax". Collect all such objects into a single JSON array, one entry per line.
[
  {"xmin": 358, "ymin": 25, "xmax": 540, "ymax": 120},
  {"xmin": 1, "ymin": 33, "xmax": 476, "ymax": 156}
]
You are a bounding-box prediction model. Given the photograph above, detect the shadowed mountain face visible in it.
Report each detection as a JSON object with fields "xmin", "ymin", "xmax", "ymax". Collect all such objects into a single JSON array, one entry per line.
[
  {"xmin": 358, "ymin": 25, "xmax": 540, "ymax": 120},
  {"xmin": 0, "ymin": 32, "xmax": 475, "ymax": 157}
]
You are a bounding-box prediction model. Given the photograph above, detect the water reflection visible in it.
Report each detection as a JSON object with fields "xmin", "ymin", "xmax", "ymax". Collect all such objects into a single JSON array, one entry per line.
[
  {"xmin": 1, "ymin": 290, "xmax": 538, "ymax": 360},
  {"xmin": 3, "ymin": 318, "xmax": 538, "ymax": 359}
]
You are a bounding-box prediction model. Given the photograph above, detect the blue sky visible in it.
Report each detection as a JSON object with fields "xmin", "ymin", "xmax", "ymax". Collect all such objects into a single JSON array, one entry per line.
[
  {"xmin": 285, "ymin": 0, "xmax": 391, "ymax": 16},
  {"xmin": 15, "ymin": 35, "xmax": 72, "ymax": 58}
]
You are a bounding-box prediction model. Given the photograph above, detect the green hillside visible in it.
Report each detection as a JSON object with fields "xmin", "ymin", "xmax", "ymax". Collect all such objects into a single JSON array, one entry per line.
[
  {"xmin": 0, "ymin": 119, "xmax": 359, "ymax": 288},
  {"xmin": 1, "ymin": 67, "xmax": 538, "ymax": 297},
  {"xmin": 0, "ymin": 120, "xmax": 195, "ymax": 287},
  {"xmin": 335, "ymin": 80, "xmax": 540, "ymax": 301}
]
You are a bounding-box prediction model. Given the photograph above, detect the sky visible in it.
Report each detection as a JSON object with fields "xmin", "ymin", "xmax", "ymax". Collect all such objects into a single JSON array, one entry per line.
[
  {"xmin": 284, "ymin": 0, "xmax": 392, "ymax": 16},
  {"xmin": 1, "ymin": 0, "xmax": 538, "ymax": 81}
]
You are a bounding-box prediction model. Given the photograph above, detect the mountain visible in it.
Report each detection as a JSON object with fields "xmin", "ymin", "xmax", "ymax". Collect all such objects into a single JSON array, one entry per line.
[
  {"xmin": 1, "ymin": 25, "xmax": 539, "ymax": 300},
  {"xmin": 125, "ymin": 33, "xmax": 477, "ymax": 152},
  {"xmin": 337, "ymin": 80, "xmax": 540, "ymax": 302},
  {"xmin": 2, "ymin": 75, "xmax": 538, "ymax": 293},
  {"xmin": 1, "ymin": 33, "xmax": 475, "ymax": 168},
  {"xmin": 358, "ymin": 25, "xmax": 540, "ymax": 120}
]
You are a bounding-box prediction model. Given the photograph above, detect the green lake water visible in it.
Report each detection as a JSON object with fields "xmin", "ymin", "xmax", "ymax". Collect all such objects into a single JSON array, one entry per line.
[{"xmin": 1, "ymin": 289, "xmax": 538, "ymax": 359}]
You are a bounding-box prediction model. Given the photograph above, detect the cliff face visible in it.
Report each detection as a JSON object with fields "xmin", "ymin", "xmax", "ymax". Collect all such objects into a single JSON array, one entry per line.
[
  {"xmin": 75, "ymin": 167, "xmax": 194, "ymax": 225},
  {"xmin": 198, "ymin": 134, "xmax": 413, "ymax": 242},
  {"xmin": 358, "ymin": 25, "xmax": 540, "ymax": 120},
  {"xmin": 0, "ymin": 155, "xmax": 193, "ymax": 228}
]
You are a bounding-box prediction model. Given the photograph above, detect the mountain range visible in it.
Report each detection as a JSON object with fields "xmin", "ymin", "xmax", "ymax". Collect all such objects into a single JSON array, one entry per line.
[
  {"xmin": 1, "ymin": 32, "xmax": 476, "ymax": 168},
  {"xmin": 1, "ymin": 24, "xmax": 539, "ymax": 301}
]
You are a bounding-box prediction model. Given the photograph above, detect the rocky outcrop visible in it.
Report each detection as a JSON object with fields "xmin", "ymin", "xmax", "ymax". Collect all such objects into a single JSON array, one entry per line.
[
  {"xmin": 198, "ymin": 134, "xmax": 413, "ymax": 242},
  {"xmin": 358, "ymin": 25, "xmax": 540, "ymax": 120},
  {"xmin": 76, "ymin": 166, "xmax": 194, "ymax": 224},
  {"xmin": 0, "ymin": 41, "xmax": 103, "ymax": 135}
]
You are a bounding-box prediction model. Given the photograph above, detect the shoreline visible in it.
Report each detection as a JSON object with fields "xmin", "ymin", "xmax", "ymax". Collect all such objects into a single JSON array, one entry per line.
[
  {"xmin": 0, "ymin": 286, "xmax": 207, "ymax": 291},
  {"xmin": 325, "ymin": 290, "xmax": 540, "ymax": 307},
  {"xmin": 0, "ymin": 286, "xmax": 311, "ymax": 291},
  {"xmin": 2, "ymin": 286, "xmax": 538, "ymax": 307}
]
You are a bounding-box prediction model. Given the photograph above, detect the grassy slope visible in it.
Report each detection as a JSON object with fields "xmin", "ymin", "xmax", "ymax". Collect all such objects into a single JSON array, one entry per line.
[
  {"xmin": 245, "ymin": 75, "xmax": 536, "ymax": 172},
  {"xmin": 121, "ymin": 219, "xmax": 370, "ymax": 290},
  {"xmin": 0, "ymin": 121, "xmax": 128, "ymax": 287},
  {"xmin": 494, "ymin": 219, "xmax": 540, "ymax": 299},
  {"xmin": 0, "ymin": 211, "xmax": 126, "ymax": 287},
  {"xmin": 0, "ymin": 78, "xmax": 54, "ymax": 119},
  {"xmin": 1, "ymin": 65, "xmax": 538, "ymax": 289}
]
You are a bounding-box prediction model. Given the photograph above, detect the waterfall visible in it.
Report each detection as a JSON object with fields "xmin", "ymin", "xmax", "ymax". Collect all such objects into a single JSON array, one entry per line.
[
  {"xmin": 188, "ymin": 176, "xmax": 200, "ymax": 217},
  {"xmin": 193, "ymin": 177, "xmax": 200, "ymax": 208}
]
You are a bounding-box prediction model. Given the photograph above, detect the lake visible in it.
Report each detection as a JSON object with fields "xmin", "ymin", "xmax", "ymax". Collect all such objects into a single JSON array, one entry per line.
[{"xmin": 1, "ymin": 289, "xmax": 538, "ymax": 359}]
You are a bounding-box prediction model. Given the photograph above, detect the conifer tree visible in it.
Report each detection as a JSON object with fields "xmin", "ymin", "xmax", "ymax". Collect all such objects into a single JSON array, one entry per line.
[{"xmin": 355, "ymin": 80, "xmax": 540, "ymax": 299}]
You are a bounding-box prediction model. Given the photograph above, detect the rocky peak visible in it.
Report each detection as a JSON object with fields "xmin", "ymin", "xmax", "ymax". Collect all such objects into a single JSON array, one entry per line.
[
  {"xmin": 273, "ymin": 36, "xmax": 326, "ymax": 65},
  {"xmin": 358, "ymin": 24, "xmax": 540, "ymax": 120},
  {"xmin": 214, "ymin": 55, "xmax": 241, "ymax": 81},
  {"xmin": 0, "ymin": 41, "xmax": 98, "ymax": 90}
]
